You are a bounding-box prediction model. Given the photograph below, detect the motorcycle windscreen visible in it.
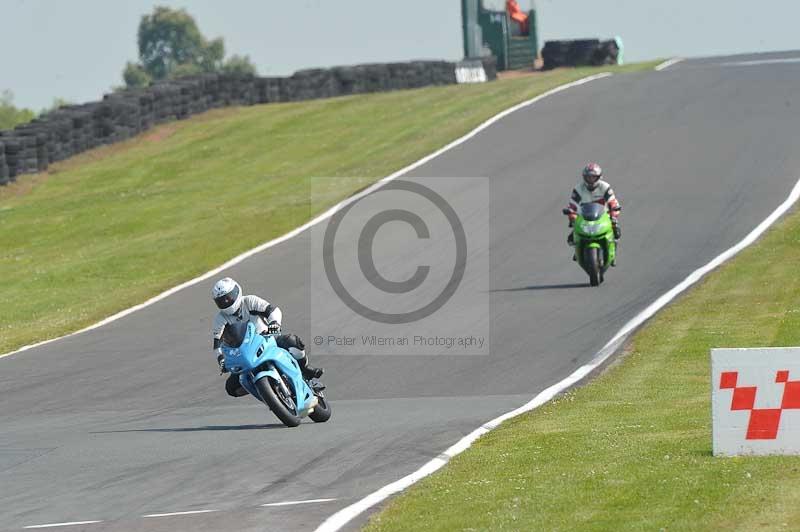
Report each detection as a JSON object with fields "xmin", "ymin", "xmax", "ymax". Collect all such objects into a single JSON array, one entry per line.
[
  {"xmin": 221, "ymin": 321, "xmax": 248, "ymax": 348},
  {"xmin": 580, "ymin": 202, "xmax": 606, "ymax": 221}
]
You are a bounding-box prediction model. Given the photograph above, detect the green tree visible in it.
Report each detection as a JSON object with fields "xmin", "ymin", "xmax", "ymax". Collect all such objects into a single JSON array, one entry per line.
[
  {"xmin": 122, "ymin": 6, "xmax": 258, "ymax": 87},
  {"xmin": 135, "ymin": 7, "xmax": 225, "ymax": 81},
  {"xmin": 221, "ymin": 54, "xmax": 257, "ymax": 76},
  {"xmin": 0, "ymin": 90, "xmax": 35, "ymax": 130},
  {"xmin": 39, "ymin": 97, "xmax": 74, "ymax": 116},
  {"xmin": 169, "ymin": 62, "xmax": 204, "ymax": 79},
  {"xmin": 123, "ymin": 61, "xmax": 152, "ymax": 88},
  {"xmin": 199, "ymin": 37, "xmax": 225, "ymax": 73}
]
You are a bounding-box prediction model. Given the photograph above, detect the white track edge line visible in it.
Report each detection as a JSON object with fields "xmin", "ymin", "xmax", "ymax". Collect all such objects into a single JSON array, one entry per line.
[
  {"xmin": 655, "ymin": 57, "xmax": 684, "ymax": 71},
  {"xmin": 0, "ymin": 72, "xmax": 612, "ymax": 362},
  {"xmin": 261, "ymin": 498, "xmax": 338, "ymax": 507},
  {"xmin": 24, "ymin": 521, "xmax": 103, "ymax": 529},
  {"xmin": 143, "ymin": 509, "xmax": 218, "ymax": 518},
  {"xmin": 721, "ymin": 57, "xmax": 800, "ymax": 67},
  {"xmin": 314, "ymin": 178, "xmax": 800, "ymax": 532}
]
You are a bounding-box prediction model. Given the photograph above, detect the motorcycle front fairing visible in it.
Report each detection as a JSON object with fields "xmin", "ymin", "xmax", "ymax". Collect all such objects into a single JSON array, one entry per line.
[
  {"xmin": 249, "ymin": 336, "xmax": 315, "ymax": 414},
  {"xmin": 221, "ymin": 322, "xmax": 314, "ymax": 413},
  {"xmin": 573, "ymin": 204, "xmax": 616, "ymax": 270}
]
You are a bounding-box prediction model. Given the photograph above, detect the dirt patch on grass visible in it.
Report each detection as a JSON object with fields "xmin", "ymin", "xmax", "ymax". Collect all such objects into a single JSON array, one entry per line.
[
  {"xmin": 142, "ymin": 123, "xmax": 179, "ymax": 143},
  {"xmin": 0, "ymin": 171, "xmax": 51, "ymax": 200}
]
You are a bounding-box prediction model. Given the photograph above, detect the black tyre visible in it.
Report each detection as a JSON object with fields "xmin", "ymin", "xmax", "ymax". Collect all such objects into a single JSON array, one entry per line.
[
  {"xmin": 255, "ymin": 374, "xmax": 301, "ymax": 427},
  {"xmin": 584, "ymin": 247, "xmax": 601, "ymax": 287},
  {"xmin": 309, "ymin": 392, "xmax": 332, "ymax": 423}
]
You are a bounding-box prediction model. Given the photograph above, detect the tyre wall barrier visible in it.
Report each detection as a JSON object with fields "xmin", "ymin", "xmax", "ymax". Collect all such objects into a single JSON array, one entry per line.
[
  {"xmin": 541, "ymin": 39, "xmax": 619, "ymax": 70},
  {"xmin": 0, "ymin": 57, "xmax": 496, "ymax": 183}
]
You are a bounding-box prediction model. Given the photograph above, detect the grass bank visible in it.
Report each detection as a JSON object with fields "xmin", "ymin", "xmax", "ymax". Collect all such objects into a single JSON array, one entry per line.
[
  {"xmin": 0, "ymin": 61, "xmax": 659, "ymax": 355},
  {"xmin": 366, "ymin": 190, "xmax": 800, "ymax": 529}
]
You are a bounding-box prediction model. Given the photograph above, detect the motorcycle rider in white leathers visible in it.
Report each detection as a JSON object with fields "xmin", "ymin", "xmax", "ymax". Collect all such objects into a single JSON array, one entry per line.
[
  {"xmin": 565, "ymin": 163, "xmax": 622, "ymax": 251},
  {"xmin": 211, "ymin": 277, "xmax": 322, "ymax": 398}
]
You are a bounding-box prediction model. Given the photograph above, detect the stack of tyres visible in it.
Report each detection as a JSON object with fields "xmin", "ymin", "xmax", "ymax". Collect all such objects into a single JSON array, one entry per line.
[
  {"xmin": 592, "ymin": 40, "xmax": 620, "ymax": 65},
  {"xmin": 567, "ymin": 39, "xmax": 600, "ymax": 66},
  {"xmin": 216, "ymin": 75, "xmax": 253, "ymax": 106},
  {"xmin": 11, "ymin": 125, "xmax": 46, "ymax": 173},
  {"xmin": 0, "ymin": 58, "xmax": 499, "ymax": 182},
  {"xmin": 176, "ymin": 80, "xmax": 197, "ymax": 118},
  {"xmin": 387, "ymin": 63, "xmax": 414, "ymax": 90},
  {"xmin": 35, "ymin": 132, "xmax": 49, "ymax": 171},
  {"xmin": 217, "ymin": 76, "xmax": 236, "ymax": 106},
  {"xmin": 205, "ymin": 75, "xmax": 220, "ymax": 108},
  {"xmin": 542, "ymin": 41, "xmax": 570, "ymax": 70},
  {"xmin": 3, "ymin": 137, "xmax": 27, "ymax": 178},
  {"xmin": 288, "ymin": 69, "xmax": 340, "ymax": 102},
  {"xmin": 235, "ymin": 76, "xmax": 258, "ymax": 105},
  {"xmin": 427, "ymin": 60, "xmax": 458, "ymax": 86},
  {"xmin": 542, "ymin": 39, "xmax": 619, "ymax": 69},
  {"xmin": 361, "ymin": 64, "xmax": 391, "ymax": 94},
  {"xmin": 153, "ymin": 86, "xmax": 168, "ymax": 123},
  {"xmin": 329, "ymin": 67, "xmax": 357, "ymax": 96},
  {"xmin": 137, "ymin": 91, "xmax": 155, "ymax": 130},
  {"xmin": 9, "ymin": 136, "xmax": 39, "ymax": 176},
  {"xmin": 91, "ymin": 101, "xmax": 114, "ymax": 144},
  {"xmin": 71, "ymin": 107, "xmax": 93, "ymax": 153},
  {"xmin": 0, "ymin": 141, "xmax": 8, "ymax": 185},
  {"xmin": 42, "ymin": 111, "xmax": 74, "ymax": 162},
  {"xmin": 254, "ymin": 77, "xmax": 284, "ymax": 103},
  {"xmin": 222, "ymin": 76, "xmax": 239, "ymax": 105},
  {"xmin": 3, "ymin": 136, "xmax": 20, "ymax": 180},
  {"xmin": 23, "ymin": 136, "xmax": 38, "ymax": 174}
]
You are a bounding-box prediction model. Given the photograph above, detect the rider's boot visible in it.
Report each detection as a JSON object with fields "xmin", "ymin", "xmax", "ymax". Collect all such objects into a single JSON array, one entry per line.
[
  {"xmin": 611, "ymin": 221, "xmax": 621, "ymax": 267},
  {"xmin": 299, "ymin": 356, "xmax": 324, "ymax": 380},
  {"xmin": 567, "ymin": 232, "xmax": 576, "ymax": 261},
  {"xmin": 276, "ymin": 333, "xmax": 324, "ymax": 379}
]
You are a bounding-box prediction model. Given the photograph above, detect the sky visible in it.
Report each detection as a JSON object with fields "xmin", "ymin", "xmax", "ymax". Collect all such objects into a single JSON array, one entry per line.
[{"xmin": 2, "ymin": 0, "xmax": 799, "ymax": 110}]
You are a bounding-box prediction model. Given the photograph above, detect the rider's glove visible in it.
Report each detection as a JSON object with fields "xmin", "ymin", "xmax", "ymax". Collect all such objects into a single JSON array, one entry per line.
[
  {"xmin": 267, "ymin": 321, "xmax": 281, "ymax": 335},
  {"xmin": 217, "ymin": 353, "xmax": 227, "ymax": 374}
]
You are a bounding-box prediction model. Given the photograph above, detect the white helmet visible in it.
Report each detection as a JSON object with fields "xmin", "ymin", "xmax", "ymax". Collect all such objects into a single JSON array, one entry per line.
[
  {"xmin": 582, "ymin": 162, "xmax": 603, "ymax": 191},
  {"xmin": 212, "ymin": 277, "xmax": 242, "ymax": 315}
]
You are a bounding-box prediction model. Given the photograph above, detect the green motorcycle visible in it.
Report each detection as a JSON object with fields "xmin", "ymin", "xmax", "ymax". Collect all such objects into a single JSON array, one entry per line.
[{"xmin": 563, "ymin": 203, "xmax": 617, "ymax": 287}]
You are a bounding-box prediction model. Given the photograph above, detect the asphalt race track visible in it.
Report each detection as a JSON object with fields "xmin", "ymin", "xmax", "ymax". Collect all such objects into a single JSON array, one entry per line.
[{"xmin": 3, "ymin": 51, "xmax": 800, "ymax": 531}]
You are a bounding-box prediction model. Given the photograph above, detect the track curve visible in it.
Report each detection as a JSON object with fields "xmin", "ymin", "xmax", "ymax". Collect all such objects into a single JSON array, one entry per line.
[{"xmin": 3, "ymin": 52, "xmax": 800, "ymax": 531}]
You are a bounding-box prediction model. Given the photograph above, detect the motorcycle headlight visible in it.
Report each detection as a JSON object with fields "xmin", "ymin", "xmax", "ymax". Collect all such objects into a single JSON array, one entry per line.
[{"xmin": 582, "ymin": 223, "xmax": 603, "ymax": 235}]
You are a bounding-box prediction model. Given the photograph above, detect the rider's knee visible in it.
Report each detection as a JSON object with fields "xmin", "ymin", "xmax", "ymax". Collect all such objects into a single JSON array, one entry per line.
[
  {"xmin": 225, "ymin": 374, "xmax": 247, "ymax": 397},
  {"xmin": 276, "ymin": 334, "xmax": 306, "ymax": 360}
]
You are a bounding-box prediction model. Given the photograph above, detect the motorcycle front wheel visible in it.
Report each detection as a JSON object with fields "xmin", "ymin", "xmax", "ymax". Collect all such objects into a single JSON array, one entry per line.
[
  {"xmin": 256, "ymin": 375, "xmax": 302, "ymax": 427},
  {"xmin": 584, "ymin": 247, "xmax": 601, "ymax": 287}
]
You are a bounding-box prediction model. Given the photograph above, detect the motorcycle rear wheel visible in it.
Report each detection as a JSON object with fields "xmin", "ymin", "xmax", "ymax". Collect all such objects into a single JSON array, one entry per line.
[
  {"xmin": 256, "ymin": 375, "xmax": 302, "ymax": 427},
  {"xmin": 309, "ymin": 392, "xmax": 332, "ymax": 423}
]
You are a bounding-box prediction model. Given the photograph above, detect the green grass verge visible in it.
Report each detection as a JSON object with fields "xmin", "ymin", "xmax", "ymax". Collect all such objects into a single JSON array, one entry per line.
[
  {"xmin": 365, "ymin": 192, "xmax": 800, "ymax": 529},
  {"xmin": 0, "ymin": 61, "xmax": 659, "ymax": 355}
]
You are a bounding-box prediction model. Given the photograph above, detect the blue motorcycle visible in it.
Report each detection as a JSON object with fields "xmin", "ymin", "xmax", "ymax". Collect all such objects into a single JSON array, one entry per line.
[{"xmin": 220, "ymin": 322, "xmax": 331, "ymax": 427}]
